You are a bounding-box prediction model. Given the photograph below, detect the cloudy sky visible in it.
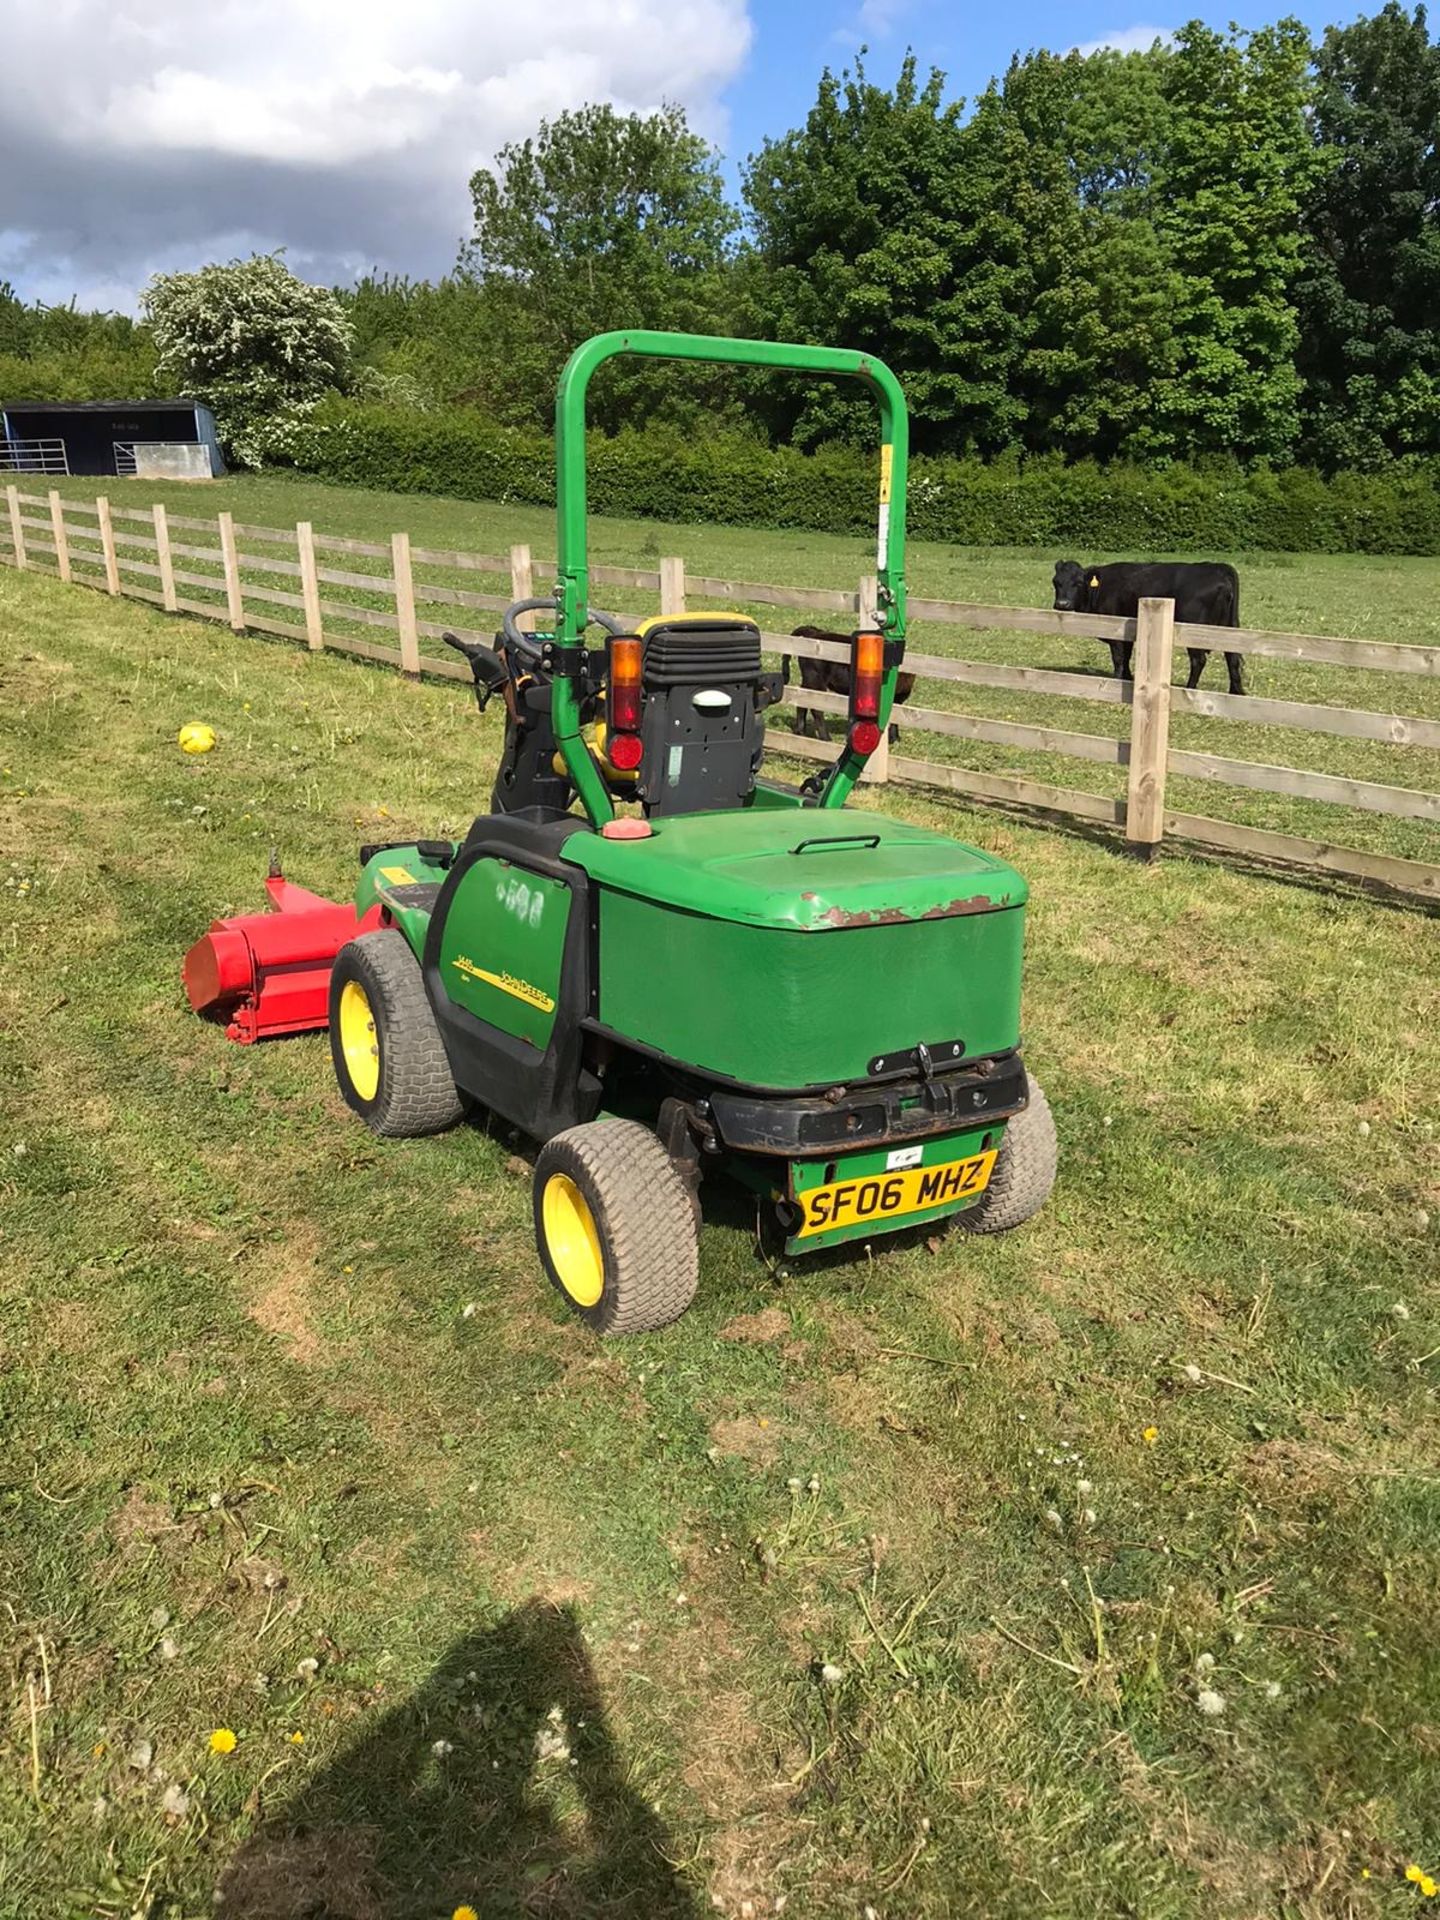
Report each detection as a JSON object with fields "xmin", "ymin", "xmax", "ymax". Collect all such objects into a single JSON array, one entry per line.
[{"xmin": 0, "ymin": 0, "xmax": 1336, "ymax": 312}]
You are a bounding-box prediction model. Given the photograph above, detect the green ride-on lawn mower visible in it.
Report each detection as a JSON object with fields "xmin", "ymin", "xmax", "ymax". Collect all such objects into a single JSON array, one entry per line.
[{"xmin": 183, "ymin": 331, "xmax": 1057, "ymax": 1333}]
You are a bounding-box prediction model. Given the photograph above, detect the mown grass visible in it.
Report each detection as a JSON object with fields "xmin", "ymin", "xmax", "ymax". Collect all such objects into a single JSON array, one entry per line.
[
  {"xmin": 2, "ymin": 552, "xmax": 1439, "ymax": 1920},
  {"xmin": 35, "ymin": 469, "xmax": 1440, "ymax": 871}
]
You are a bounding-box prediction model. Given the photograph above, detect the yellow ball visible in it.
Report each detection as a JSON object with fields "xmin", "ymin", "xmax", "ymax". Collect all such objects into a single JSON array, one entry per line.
[{"xmin": 178, "ymin": 723, "xmax": 217, "ymax": 755}]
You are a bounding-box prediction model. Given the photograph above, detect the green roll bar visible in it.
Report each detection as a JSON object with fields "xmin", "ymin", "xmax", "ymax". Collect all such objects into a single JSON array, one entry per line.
[{"xmin": 552, "ymin": 329, "xmax": 909, "ymax": 822}]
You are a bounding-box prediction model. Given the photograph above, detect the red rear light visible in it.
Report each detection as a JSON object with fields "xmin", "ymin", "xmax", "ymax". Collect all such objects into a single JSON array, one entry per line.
[
  {"xmin": 848, "ymin": 630, "xmax": 884, "ymax": 755},
  {"xmin": 608, "ymin": 730, "xmax": 643, "ymax": 771},
  {"xmin": 609, "ymin": 636, "xmax": 643, "ymax": 733}
]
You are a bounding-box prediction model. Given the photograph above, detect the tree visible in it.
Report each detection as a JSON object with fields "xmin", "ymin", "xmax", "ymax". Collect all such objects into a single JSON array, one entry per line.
[
  {"xmin": 1143, "ymin": 21, "xmax": 1322, "ymax": 462},
  {"xmin": 1296, "ymin": 3, "xmax": 1440, "ymax": 466},
  {"xmin": 142, "ymin": 254, "xmax": 353, "ymax": 466},
  {"xmin": 743, "ymin": 56, "xmax": 1032, "ymax": 456},
  {"xmin": 461, "ymin": 103, "xmax": 739, "ymax": 432},
  {"xmin": 996, "ymin": 46, "xmax": 1183, "ymax": 461}
]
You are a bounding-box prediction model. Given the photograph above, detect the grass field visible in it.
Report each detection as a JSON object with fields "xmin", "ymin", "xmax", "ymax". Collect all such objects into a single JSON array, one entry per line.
[{"xmin": 2, "ymin": 504, "xmax": 1440, "ymax": 1919}]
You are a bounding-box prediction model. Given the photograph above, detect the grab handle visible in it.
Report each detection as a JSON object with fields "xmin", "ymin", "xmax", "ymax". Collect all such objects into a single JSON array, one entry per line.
[{"xmin": 789, "ymin": 833, "xmax": 882, "ymax": 855}]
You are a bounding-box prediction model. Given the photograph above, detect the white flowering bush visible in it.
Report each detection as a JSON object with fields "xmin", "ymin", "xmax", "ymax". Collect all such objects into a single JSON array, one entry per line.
[{"xmin": 142, "ymin": 254, "xmax": 354, "ymax": 468}]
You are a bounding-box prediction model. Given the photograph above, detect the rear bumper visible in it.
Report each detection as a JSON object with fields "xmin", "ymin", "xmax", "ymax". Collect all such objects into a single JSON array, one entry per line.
[{"xmin": 706, "ymin": 1050, "xmax": 1027, "ymax": 1157}]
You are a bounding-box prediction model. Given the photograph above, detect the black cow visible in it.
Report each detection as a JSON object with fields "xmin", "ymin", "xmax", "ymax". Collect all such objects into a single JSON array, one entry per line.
[
  {"xmin": 1052, "ymin": 560, "xmax": 1245, "ymax": 696},
  {"xmin": 782, "ymin": 627, "xmax": 917, "ymax": 743}
]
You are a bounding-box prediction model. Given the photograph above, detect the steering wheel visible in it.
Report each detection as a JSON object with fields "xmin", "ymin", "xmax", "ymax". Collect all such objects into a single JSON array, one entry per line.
[{"xmin": 501, "ymin": 597, "xmax": 627, "ymax": 661}]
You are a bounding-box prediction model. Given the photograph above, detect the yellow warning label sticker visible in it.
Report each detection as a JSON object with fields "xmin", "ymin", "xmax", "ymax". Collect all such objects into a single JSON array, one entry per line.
[
  {"xmin": 879, "ymin": 443, "xmax": 893, "ymax": 504},
  {"xmin": 378, "ymin": 865, "xmax": 416, "ymax": 885}
]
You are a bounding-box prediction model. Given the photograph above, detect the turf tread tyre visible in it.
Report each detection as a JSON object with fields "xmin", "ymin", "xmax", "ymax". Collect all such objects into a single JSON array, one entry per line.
[
  {"xmin": 534, "ymin": 1120, "xmax": 699, "ymax": 1335},
  {"xmin": 330, "ymin": 930, "xmax": 463, "ymax": 1138},
  {"xmin": 956, "ymin": 1072, "xmax": 1057, "ymax": 1234}
]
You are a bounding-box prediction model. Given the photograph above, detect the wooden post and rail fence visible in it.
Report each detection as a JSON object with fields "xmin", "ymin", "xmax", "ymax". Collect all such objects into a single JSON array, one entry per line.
[{"xmin": 3, "ymin": 484, "xmax": 1437, "ymax": 905}]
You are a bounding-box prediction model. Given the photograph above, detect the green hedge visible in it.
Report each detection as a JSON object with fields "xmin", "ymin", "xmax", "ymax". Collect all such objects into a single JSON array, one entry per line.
[{"xmin": 287, "ymin": 399, "xmax": 1440, "ymax": 555}]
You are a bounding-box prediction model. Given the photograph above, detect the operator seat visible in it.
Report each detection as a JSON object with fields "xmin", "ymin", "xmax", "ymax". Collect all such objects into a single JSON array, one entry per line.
[{"xmin": 631, "ymin": 614, "xmax": 781, "ymax": 818}]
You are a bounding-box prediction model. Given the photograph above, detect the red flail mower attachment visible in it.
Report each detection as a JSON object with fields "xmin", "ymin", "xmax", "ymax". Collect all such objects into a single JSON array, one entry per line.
[{"xmin": 182, "ymin": 864, "xmax": 381, "ymax": 1045}]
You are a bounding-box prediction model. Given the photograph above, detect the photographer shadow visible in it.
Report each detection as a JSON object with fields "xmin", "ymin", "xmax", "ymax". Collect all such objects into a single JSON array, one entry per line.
[{"xmin": 218, "ymin": 1599, "xmax": 697, "ymax": 1920}]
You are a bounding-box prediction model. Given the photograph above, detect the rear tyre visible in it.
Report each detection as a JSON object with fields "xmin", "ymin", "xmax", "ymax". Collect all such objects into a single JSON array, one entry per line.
[
  {"xmin": 534, "ymin": 1121, "xmax": 699, "ymax": 1335},
  {"xmin": 329, "ymin": 931, "xmax": 463, "ymax": 1138},
  {"xmin": 956, "ymin": 1073, "xmax": 1057, "ymax": 1234}
]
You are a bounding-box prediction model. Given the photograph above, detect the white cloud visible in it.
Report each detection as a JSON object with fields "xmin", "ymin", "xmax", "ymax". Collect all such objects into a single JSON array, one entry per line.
[
  {"xmin": 0, "ymin": 0, "xmax": 753, "ymax": 309},
  {"xmin": 1071, "ymin": 23, "xmax": 1172, "ymax": 56}
]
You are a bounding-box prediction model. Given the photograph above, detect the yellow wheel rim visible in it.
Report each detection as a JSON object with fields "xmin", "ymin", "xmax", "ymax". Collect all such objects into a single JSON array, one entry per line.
[
  {"xmin": 542, "ymin": 1173, "xmax": 605, "ymax": 1308},
  {"xmin": 338, "ymin": 979, "xmax": 380, "ymax": 1102}
]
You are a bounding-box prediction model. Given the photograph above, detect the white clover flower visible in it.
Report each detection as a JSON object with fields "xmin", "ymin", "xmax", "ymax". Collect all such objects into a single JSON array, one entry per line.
[
  {"xmin": 1357, "ymin": 1119, "xmax": 1371, "ymax": 1137},
  {"xmin": 1196, "ymin": 1689, "xmax": 1226, "ymax": 1716},
  {"xmin": 819, "ymin": 1662, "xmax": 845, "ymax": 1686},
  {"xmin": 149, "ymin": 1606, "xmax": 171, "ymax": 1630},
  {"xmin": 128, "ymin": 1738, "xmax": 154, "ymax": 1772},
  {"xmin": 1083, "ymin": 1507, "xmax": 1098, "ymax": 1526},
  {"xmin": 1392, "ymin": 1301, "xmax": 1411, "ymax": 1321},
  {"xmin": 1196, "ymin": 1652, "xmax": 1216, "ymax": 1673},
  {"xmin": 1183, "ymin": 1364, "xmax": 1203, "ymax": 1384},
  {"xmin": 1077, "ymin": 1479, "xmax": 1093, "ymax": 1496},
  {"xmin": 786, "ymin": 1477, "xmax": 802, "ymax": 1492},
  {"xmin": 807, "ymin": 1475, "xmax": 821, "ymax": 1493},
  {"xmin": 159, "ymin": 1637, "xmax": 180, "ymax": 1662},
  {"xmin": 1045, "ymin": 1508, "xmax": 1062, "ymax": 1530},
  {"xmin": 1264, "ymin": 1681, "xmax": 1282, "ymax": 1700},
  {"xmin": 431, "ymin": 1738, "xmax": 453, "ymax": 1758},
  {"xmin": 296, "ymin": 1657, "xmax": 319, "ymax": 1680},
  {"xmin": 161, "ymin": 1783, "xmax": 190, "ymax": 1818}
]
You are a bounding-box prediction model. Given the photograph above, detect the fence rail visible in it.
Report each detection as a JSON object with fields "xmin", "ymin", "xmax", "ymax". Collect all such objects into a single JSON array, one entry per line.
[{"xmin": 2, "ymin": 484, "xmax": 1437, "ymax": 905}]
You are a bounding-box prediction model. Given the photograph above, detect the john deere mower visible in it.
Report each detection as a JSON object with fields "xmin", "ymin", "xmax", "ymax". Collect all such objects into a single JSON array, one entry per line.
[{"xmin": 183, "ymin": 331, "xmax": 1056, "ymax": 1332}]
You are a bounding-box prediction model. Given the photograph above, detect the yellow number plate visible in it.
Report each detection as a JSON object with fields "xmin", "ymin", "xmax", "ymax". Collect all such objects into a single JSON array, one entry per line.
[{"xmin": 796, "ymin": 1149, "xmax": 997, "ymax": 1239}]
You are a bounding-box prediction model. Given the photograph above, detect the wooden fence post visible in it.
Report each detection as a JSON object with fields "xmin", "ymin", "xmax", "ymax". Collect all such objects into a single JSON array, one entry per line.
[
  {"xmin": 7, "ymin": 485, "xmax": 28, "ymax": 570},
  {"xmin": 153, "ymin": 504, "xmax": 177, "ymax": 612},
  {"xmin": 296, "ymin": 521, "xmax": 323, "ymax": 650},
  {"xmin": 857, "ymin": 572, "xmax": 889, "ymax": 785},
  {"xmin": 392, "ymin": 530, "xmax": 420, "ymax": 676},
  {"xmin": 49, "ymin": 489, "xmax": 71, "ymax": 583},
  {"xmin": 97, "ymin": 496, "xmax": 121, "ymax": 595},
  {"xmin": 510, "ymin": 543, "xmax": 535, "ymax": 632},
  {"xmin": 1125, "ymin": 596, "xmax": 1175, "ymax": 854},
  {"xmin": 660, "ymin": 555, "xmax": 687, "ymax": 617},
  {"xmin": 217, "ymin": 511, "xmax": 244, "ymax": 628}
]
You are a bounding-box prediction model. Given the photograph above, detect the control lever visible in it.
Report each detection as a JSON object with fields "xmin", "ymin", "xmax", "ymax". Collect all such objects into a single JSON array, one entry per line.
[{"xmin": 443, "ymin": 631, "xmax": 510, "ymax": 712}]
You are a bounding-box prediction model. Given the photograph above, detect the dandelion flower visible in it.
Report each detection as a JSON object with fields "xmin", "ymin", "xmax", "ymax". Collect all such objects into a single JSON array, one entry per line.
[
  {"xmin": 1423, "ymin": 1875, "xmax": 1438, "ymax": 1897},
  {"xmin": 1196, "ymin": 1689, "xmax": 1226, "ymax": 1717},
  {"xmin": 1407, "ymin": 1868, "xmax": 1425, "ymax": 1885},
  {"xmin": 454, "ymin": 1908, "xmax": 480, "ymax": 1920},
  {"xmin": 288, "ymin": 1731, "xmax": 305, "ymax": 1745},
  {"xmin": 161, "ymin": 1783, "xmax": 190, "ymax": 1818},
  {"xmin": 209, "ymin": 1728, "xmax": 238, "ymax": 1754},
  {"xmin": 1142, "ymin": 1426, "xmax": 1159, "ymax": 1445}
]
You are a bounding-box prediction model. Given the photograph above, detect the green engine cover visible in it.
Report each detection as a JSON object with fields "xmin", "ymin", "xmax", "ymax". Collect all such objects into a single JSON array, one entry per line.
[
  {"xmin": 436, "ymin": 858, "xmax": 572, "ymax": 1048},
  {"xmin": 566, "ymin": 808, "xmax": 1027, "ymax": 1090}
]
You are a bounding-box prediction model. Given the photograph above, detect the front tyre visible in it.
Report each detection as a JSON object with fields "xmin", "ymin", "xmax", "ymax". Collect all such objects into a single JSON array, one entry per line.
[
  {"xmin": 329, "ymin": 931, "xmax": 463, "ymax": 1138},
  {"xmin": 534, "ymin": 1121, "xmax": 699, "ymax": 1335},
  {"xmin": 955, "ymin": 1073, "xmax": 1057, "ymax": 1234}
]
